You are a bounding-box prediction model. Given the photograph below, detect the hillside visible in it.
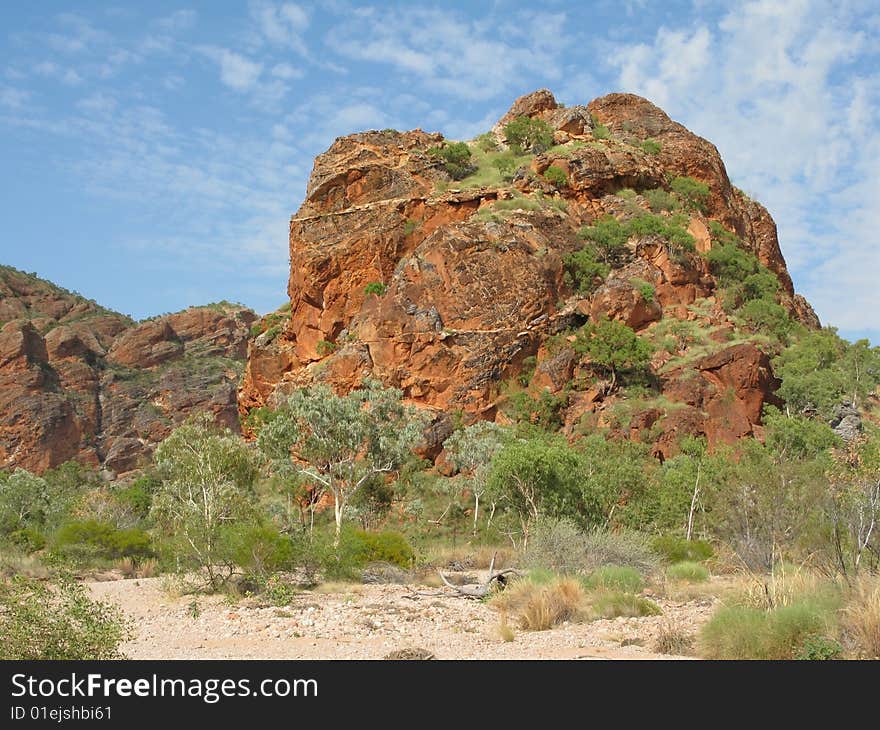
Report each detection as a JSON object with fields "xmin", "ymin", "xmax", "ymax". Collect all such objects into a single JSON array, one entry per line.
[
  {"xmin": 240, "ymin": 90, "xmax": 820, "ymax": 460},
  {"xmin": 0, "ymin": 265, "xmax": 256, "ymax": 474}
]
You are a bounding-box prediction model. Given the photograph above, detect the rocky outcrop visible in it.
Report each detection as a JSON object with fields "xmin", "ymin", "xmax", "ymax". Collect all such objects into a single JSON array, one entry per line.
[
  {"xmin": 240, "ymin": 89, "xmax": 816, "ymax": 455},
  {"xmin": 0, "ymin": 265, "xmax": 256, "ymax": 475}
]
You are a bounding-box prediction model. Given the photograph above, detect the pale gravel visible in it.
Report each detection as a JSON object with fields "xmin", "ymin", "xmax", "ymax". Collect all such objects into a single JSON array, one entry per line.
[{"xmin": 87, "ymin": 575, "xmax": 717, "ymax": 660}]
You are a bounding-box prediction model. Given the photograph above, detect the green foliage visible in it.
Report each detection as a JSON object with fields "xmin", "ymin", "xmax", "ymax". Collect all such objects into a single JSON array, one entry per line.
[
  {"xmin": 428, "ymin": 141, "xmax": 475, "ymax": 180},
  {"xmin": 666, "ymin": 561, "xmax": 709, "ymax": 582},
  {"xmin": 705, "ymin": 440, "xmax": 828, "ymax": 569},
  {"xmin": 590, "ymin": 591, "xmax": 661, "ymax": 618},
  {"xmin": 364, "ymin": 281, "xmax": 387, "ymax": 296},
  {"xmin": 740, "ymin": 298, "xmax": 793, "ymax": 342},
  {"xmin": 644, "ymin": 188, "xmax": 677, "ymax": 212},
  {"xmin": 797, "ymin": 634, "xmax": 843, "ymax": 660},
  {"xmin": 490, "ymin": 151, "xmax": 521, "ymax": 180},
  {"xmin": 573, "ymin": 319, "xmax": 654, "ymax": 387},
  {"xmin": 522, "ymin": 518, "xmax": 660, "ymax": 575},
  {"xmin": 152, "ymin": 414, "xmax": 260, "ymax": 590},
  {"xmin": 582, "ymin": 565, "xmax": 644, "ymax": 593},
  {"xmin": 651, "ymin": 535, "xmax": 714, "ymax": 563},
  {"xmin": 54, "ymin": 520, "xmax": 153, "ymax": 562},
  {"xmin": 316, "ymin": 339, "xmax": 337, "ymax": 356},
  {"xmin": 625, "ymin": 212, "xmax": 696, "ymax": 253},
  {"xmin": 347, "ymin": 529, "xmax": 414, "ymax": 568},
  {"xmin": 542, "ymin": 165, "xmax": 568, "ymax": 188},
  {"xmin": 216, "ymin": 523, "xmax": 293, "ymax": 579},
  {"xmin": 640, "ymin": 138, "xmax": 661, "ymax": 154},
  {"xmin": 504, "ymin": 390, "xmax": 566, "ymax": 429},
  {"xmin": 592, "ymin": 123, "xmax": 611, "ymax": 140},
  {"xmin": 762, "ymin": 407, "xmax": 840, "ymax": 460},
  {"xmin": 630, "ymin": 277, "xmax": 655, "ymax": 303},
  {"xmin": 775, "ymin": 329, "xmax": 880, "ymax": 419},
  {"xmin": 562, "ymin": 247, "xmax": 609, "ymax": 294},
  {"xmin": 8, "ymin": 527, "xmax": 46, "ymax": 553},
  {"xmin": 671, "ymin": 176, "xmax": 710, "ymax": 212},
  {"xmin": 486, "ymin": 436, "xmax": 583, "ymax": 538},
  {"xmin": 403, "ymin": 218, "xmax": 419, "ymax": 235},
  {"xmin": 700, "ymin": 601, "xmax": 831, "ymax": 660},
  {"xmin": 576, "ymin": 215, "xmax": 629, "ymax": 265},
  {"xmin": 256, "ymin": 380, "xmax": 426, "ymax": 541},
  {"xmin": 475, "ymin": 132, "xmax": 498, "ymax": 152},
  {"xmin": 0, "ymin": 575, "xmax": 131, "ymax": 659},
  {"xmin": 503, "ymin": 115, "xmax": 554, "ymax": 153}
]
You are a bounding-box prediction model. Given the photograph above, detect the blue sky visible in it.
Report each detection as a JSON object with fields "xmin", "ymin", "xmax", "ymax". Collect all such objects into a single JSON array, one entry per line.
[{"xmin": 1, "ymin": 1, "xmax": 878, "ymax": 344}]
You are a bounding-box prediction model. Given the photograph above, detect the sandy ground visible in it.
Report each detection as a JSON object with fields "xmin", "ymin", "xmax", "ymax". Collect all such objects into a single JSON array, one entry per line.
[{"xmin": 88, "ymin": 574, "xmax": 718, "ymax": 660}]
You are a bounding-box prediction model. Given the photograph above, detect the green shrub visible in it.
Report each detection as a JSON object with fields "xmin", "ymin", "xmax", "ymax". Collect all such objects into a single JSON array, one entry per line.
[
  {"xmin": 503, "ymin": 115, "xmax": 554, "ymax": 153},
  {"xmin": 316, "ymin": 339, "xmax": 336, "ymax": 356},
  {"xmin": 347, "ymin": 529, "xmax": 414, "ymax": 568},
  {"xmin": 592, "ymin": 123, "xmax": 611, "ymax": 140},
  {"xmin": 577, "ymin": 215, "xmax": 629, "ymax": 264},
  {"xmin": 543, "ymin": 165, "xmax": 568, "ymax": 188},
  {"xmin": 522, "ymin": 519, "xmax": 660, "ymax": 575},
  {"xmin": 364, "ymin": 281, "xmax": 387, "ymax": 296},
  {"xmin": 217, "ymin": 523, "xmax": 293, "ymax": 578},
  {"xmin": 625, "ymin": 213, "xmax": 696, "ymax": 252},
  {"xmin": 54, "ymin": 520, "xmax": 152, "ymax": 562},
  {"xmin": 0, "ymin": 575, "xmax": 131, "ymax": 659},
  {"xmin": 583, "ymin": 565, "xmax": 644, "ymax": 593},
  {"xmin": 671, "ymin": 176, "xmax": 710, "ymax": 212},
  {"xmin": 652, "ymin": 535, "xmax": 714, "ymax": 563},
  {"xmin": 699, "ymin": 605, "xmax": 768, "ymax": 659},
  {"xmin": 640, "ymin": 138, "xmax": 661, "ymax": 154},
  {"xmin": 8, "ymin": 527, "xmax": 46, "ymax": 553},
  {"xmin": 700, "ymin": 601, "xmax": 830, "ymax": 659},
  {"xmin": 475, "ymin": 132, "xmax": 497, "ymax": 152},
  {"xmin": 573, "ymin": 318, "xmax": 654, "ymax": 387},
  {"xmin": 797, "ymin": 634, "xmax": 843, "ymax": 660},
  {"xmin": 590, "ymin": 591, "xmax": 661, "ymax": 619},
  {"xmin": 666, "ymin": 561, "xmax": 709, "ymax": 583},
  {"xmin": 630, "ymin": 277, "xmax": 655, "ymax": 303},
  {"xmin": 428, "ymin": 141, "xmax": 475, "ymax": 180},
  {"xmin": 490, "ymin": 152, "xmax": 521, "ymax": 180},
  {"xmin": 563, "ymin": 247, "xmax": 609, "ymax": 294},
  {"xmin": 402, "ymin": 219, "xmax": 419, "ymax": 235},
  {"xmin": 740, "ymin": 298, "xmax": 793, "ymax": 341},
  {"xmin": 645, "ymin": 188, "xmax": 677, "ymax": 212}
]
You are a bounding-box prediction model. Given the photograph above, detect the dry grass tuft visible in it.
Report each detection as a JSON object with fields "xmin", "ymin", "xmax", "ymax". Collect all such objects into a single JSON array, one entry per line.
[
  {"xmin": 652, "ymin": 620, "xmax": 695, "ymax": 655},
  {"xmin": 312, "ymin": 581, "xmax": 366, "ymax": 595},
  {"xmin": 492, "ymin": 576, "xmax": 586, "ymax": 631},
  {"xmin": 842, "ymin": 577, "xmax": 880, "ymax": 659}
]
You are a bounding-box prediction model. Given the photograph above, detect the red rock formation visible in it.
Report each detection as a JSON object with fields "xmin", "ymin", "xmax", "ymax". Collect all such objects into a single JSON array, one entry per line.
[
  {"xmin": 0, "ymin": 265, "xmax": 257, "ymax": 475},
  {"xmin": 239, "ymin": 89, "xmax": 817, "ymax": 454}
]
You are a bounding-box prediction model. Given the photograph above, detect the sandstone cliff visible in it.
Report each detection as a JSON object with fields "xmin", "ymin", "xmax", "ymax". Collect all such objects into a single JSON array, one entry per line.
[
  {"xmin": 240, "ymin": 90, "xmax": 818, "ymax": 458},
  {"xmin": 0, "ymin": 266, "xmax": 256, "ymax": 474}
]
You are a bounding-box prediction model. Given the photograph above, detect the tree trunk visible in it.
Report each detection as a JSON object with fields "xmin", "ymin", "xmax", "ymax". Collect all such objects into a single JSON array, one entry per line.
[
  {"xmin": 333, "ymin": 493, "xmax": 343, "ymax": 547},
  {"xmin": 473, "ymin": 493, "xmax": 480, "ymax": 536}
]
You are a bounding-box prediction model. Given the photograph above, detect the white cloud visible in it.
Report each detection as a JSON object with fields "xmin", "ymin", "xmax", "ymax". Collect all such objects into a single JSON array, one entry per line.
[
  {"xmin": 154, "ymin": 9, "xmax": 197, "ymax": 32},
  {"xmin": 604, "ymin": 0, "xmax": 880, "ymax": 338},
  {"xmin": 251, "ymin": 1, "xmax": 310, "ymax": 56},
  {"xmin": 271, "ymin": 62, "xmax": 302, "ymax": 80},
  {"xmin": 200, "ymin": 47, "xmax": 264, "ymax": 91},
  {"xmin": 326, "ymin": 7, "xmax": 570, "ymax": 101},
  {"xmin": 33, "ymin": 61, "xmax": 83, "ymax": 85},
  {"xmin": 0, "ymin": 86, "xmax": 29, "ymax": 110}
]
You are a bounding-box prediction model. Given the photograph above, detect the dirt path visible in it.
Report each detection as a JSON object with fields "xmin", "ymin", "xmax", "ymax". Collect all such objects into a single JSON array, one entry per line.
[{"xmin": 88, "ymin": 576, "xmax": 716, "ymax": 660}]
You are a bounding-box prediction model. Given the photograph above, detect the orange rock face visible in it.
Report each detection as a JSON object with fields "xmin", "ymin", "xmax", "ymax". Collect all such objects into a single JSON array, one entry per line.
[
  {"xmin": 239, "ymin": 89, "xmax": 818, "ymax": 454},
  {"xmin": 0, "ymin": 266, "xmax": 256, "ymax": 475}
]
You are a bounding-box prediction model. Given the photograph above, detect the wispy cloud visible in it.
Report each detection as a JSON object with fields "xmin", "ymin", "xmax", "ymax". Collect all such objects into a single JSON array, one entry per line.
[
  {"xmin": 199, "ymin": 46, "xmax": 263, "ymax": 91},
  {"xmin": 325, "ymin": 6, "xmax": 570, "ymax": 101},
  {"xmin": 604, "ymin": 0, "xmax": 880, "ymax": 339}
]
